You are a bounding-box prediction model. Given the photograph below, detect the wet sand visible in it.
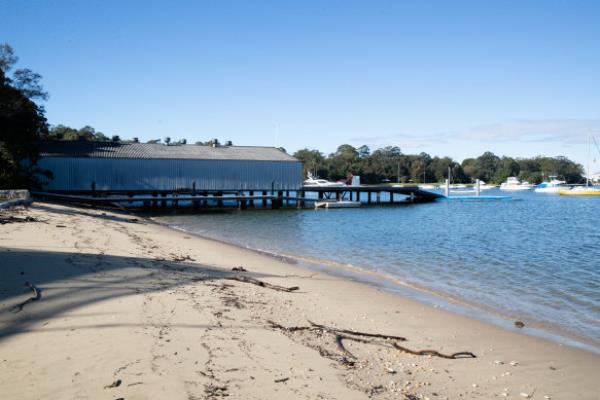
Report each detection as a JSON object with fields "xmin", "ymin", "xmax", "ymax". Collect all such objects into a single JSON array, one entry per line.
[{"xmin": 1, "ymin": 203, "xmax": 599, "ymax": 399}]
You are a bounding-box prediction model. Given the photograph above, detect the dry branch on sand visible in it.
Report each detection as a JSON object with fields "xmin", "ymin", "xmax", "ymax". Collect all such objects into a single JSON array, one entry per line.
[
  {"xmin": 226, "ymin": 275, "xmax": 299, "ymax": 292},
  {"xmin": 267, "ymin": 320, "xmax": 475, "ymax": 366},
  {"xmin": 10, "ymin": 282, "xmax": 42, "ymax": 313}
]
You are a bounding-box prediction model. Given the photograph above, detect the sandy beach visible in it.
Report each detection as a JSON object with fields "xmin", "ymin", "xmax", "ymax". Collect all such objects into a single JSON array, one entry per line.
[{"xmin": 1, "ymin": 202, "xmax": 599, "ymax": 399}]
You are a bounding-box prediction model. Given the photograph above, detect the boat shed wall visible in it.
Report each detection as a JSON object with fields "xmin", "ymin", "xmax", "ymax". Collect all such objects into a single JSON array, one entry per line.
[{"xmin": 37, "ymin": 157, "xmax": 303, "ymax": 191}]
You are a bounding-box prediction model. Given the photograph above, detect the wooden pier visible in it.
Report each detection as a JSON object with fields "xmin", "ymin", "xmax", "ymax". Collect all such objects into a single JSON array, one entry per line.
[{"xmin": 31, "ymin": 185, "xmax": 442, "ymax": 210}]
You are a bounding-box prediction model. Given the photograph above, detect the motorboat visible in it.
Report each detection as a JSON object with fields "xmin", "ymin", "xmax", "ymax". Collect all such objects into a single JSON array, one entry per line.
[
  {"xmin": 559, "ymin": 186, "xmax": 600, "ymax": 196},
  {"xmin": 535, "ymin": 178, "xmax": 568, "ymax": 193},
  {"xmin": 500, "ymin": 177, "xmax": 534, "ymax": 191},
  {"xmin": 560, "ymin": 137, "xmax": 600, "ymax": 196},
  {"xmin": 303, "ymin": 173, "xmax": 346, "ymax": 187},
  {"xmin": 418, "ymin": 184, "xmax": 437, "ymax": 190}
]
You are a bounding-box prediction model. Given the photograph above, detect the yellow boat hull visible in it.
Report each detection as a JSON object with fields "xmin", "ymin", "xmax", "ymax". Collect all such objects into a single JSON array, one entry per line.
[{"xmin": 559, "ymin": 189, "xmax": 600, "ymax": 196}]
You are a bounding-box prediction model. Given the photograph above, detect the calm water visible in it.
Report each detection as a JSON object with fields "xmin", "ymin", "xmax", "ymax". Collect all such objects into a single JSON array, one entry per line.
[{"xmin": 157, "ymin": 189, "xmax": 600, "ymax": 349}]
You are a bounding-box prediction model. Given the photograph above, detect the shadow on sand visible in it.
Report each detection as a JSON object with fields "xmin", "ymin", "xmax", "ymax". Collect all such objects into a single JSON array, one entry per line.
[{"xmin": 0, "ymin": 247, "xmax": 278, "ymax": 342}]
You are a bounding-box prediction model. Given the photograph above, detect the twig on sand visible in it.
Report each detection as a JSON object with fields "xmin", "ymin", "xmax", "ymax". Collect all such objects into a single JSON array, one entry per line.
[
  {"xmin": 267, "ymin": 319, "xmax": 475, "ymax": 366},
  {"xmin": 274, "ymin": 377, "xmax": 290, "ymax": 383},
  {"xmin": 104, "ymin": 379, "xmax": 122, "ymax": 389},
  {"xmin": 392, "ymin": 342, "xmax": 476, "ymax": 359},
  {"xmin": 0, "ymin": 216, "xmax": 41, "ymax": 225},
  {"xmin": 226, "ymin": 275, "xmax": 299, "ymax": 292},
  {"xmin": 308, "ymin": 320, "xmax": 407, "ymax": 342},
  {"xmin": 10, "ymin": 282, "xmax": 42, "ymax": 313},
  {"xmin": 335, "ymin": 334, "xmax": 358, "ymax": 362}
]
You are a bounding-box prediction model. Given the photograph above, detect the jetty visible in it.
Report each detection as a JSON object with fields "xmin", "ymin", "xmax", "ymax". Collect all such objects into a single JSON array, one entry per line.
[{"xmin": 32, "ymin": 185, "xmax": 442, "ymax": 210}]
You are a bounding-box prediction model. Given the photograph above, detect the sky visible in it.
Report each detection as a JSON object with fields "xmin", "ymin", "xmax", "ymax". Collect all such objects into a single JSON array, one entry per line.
[{"xmin": 2, "ymin": 0, "xmax": 600, "ymax": 167}]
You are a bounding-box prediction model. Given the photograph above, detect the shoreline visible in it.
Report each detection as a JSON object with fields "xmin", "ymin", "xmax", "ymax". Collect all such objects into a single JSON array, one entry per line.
[
  {"xmin": 158, "ymin": 218, "xmax": 600, "ymax": 355},
  {"xmin": 1, "ymin": 202, "xmax": 599, "ymax": 399}
]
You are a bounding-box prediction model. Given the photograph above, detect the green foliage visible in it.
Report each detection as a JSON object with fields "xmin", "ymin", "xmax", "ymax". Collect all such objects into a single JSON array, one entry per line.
[
  {"xmin": 47, "ymin": 124, "xmax": 112, "ymax": 142},
  {"xmin": 294, "ymin": 146, "xmax": 584, "ymax": 185},
  {"xmin": 0, "ymin": 44, "xmax": 50, "ymax": 189}
]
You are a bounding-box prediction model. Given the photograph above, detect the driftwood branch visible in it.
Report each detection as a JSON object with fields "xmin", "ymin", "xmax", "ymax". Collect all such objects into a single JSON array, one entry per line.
[
  {"xmin": 10, "ymin": 282, "xmax": 42, "ymax": 313},
  {"xmin": 0, "ymin": 216, "xmax": 41, "ymax": 225},
  {"xmin": 308, "ymin": 320, "xmax": 407, "ymax": 342},
  {"xmin": 267, "ymin": 319, "xmax": 476, "ymax": 365},
  {"xmin": 226, "ymin": 275, "xmax": 299, "ymax": 292},
  {"xmin": 335, "ymin": 334, "xmax": 358, "ymax": 363},
  {"xmin": 392, "ymin": 343, "xmax": 476, "ymax": 359}
]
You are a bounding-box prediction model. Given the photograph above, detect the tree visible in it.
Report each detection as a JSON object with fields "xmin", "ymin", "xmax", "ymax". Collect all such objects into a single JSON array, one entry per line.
[
  {"xmin": 0, "ymin": 44, "xmax": 49, "ymax": 188},
  {"xmin": 94, "ymin": 132, "xmax": 110, "ymax": 141},
  {"xmin": 164, "ymin": 136, "xmax": 171, "ymax": 145},
  {"xmin": 474, "ymin": 151, "xmax": 501, "ymax": 183},
  {"xmin": 357, "ymin": 145, "xmax": 370, "ymax": 158},
  {"xmin": 293, "ymin": 148, "xmax": 327, "ymax": 178}
]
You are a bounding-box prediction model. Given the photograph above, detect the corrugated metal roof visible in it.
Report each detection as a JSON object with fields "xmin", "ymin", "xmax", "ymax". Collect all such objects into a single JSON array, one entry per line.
[{"xmin": 38, "ymin": 141, "xmax": 298, "ymax": 162}]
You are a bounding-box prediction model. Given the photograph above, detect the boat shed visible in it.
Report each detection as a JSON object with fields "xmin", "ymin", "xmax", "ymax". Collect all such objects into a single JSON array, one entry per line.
[{"xmin": 37, "ymin": 141, "xmax": 302, "ymax": 192}]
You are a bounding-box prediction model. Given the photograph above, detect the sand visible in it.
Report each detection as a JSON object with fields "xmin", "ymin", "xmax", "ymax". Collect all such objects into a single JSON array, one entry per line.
[{"xmin": 0, "ymin": 202, "xmax": 599, "ymax": 399}]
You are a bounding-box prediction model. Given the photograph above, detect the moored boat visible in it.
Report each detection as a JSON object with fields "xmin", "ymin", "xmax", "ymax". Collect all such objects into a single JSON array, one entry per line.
[
  {"xmin": 559, "ymin": 186, "xmax": 600, "ymax": 196},
  {"xmin": 500, "ymin": 177, "xmax": 534, "ymax": 191},
  {"xmin": 535, "ymin": 178, "xmax": 569, "ymax": 193},
  {"xmin": 303, "ymin": 173, "xmax": 346, "ymax": 187}
]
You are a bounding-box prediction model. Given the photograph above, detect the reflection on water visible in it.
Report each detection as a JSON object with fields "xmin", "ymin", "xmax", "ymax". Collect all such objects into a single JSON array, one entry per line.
[{"xmin": 157, "ymin": 189, "xmax": 600, "ymax": 346}]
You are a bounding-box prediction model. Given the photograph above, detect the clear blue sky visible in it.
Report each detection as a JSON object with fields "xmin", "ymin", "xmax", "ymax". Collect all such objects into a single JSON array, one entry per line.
[{"xmin": 2, "ymin": 0, "xmax": 600, "ymax": 167}]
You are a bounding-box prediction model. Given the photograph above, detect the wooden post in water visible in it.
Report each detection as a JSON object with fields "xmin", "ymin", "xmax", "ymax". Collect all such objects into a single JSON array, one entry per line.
[
  {"xmin": 217, "ymin": 192, "xmax": 223, "ymax": 208},
  {"xmin": 376, "ymin": 192, "xmax": 381, "ymax": 203},
  {"xmin": 161, "ymin": 193, "xmax": 167, "ymax": 208},
  {"xmin": 192, "ymin": 190, "xmax": 198, "ymax": 210},
  {"xmin": 262, "ymin": 191, "xmax": 267, "ymax": 208},
  {"xmin": 368, "ymin": 192, "xmax": 372, "ymax": 204},
  {"xmin": 249, "ymin": 191, "xmax": 254, "ymax": 208},
  {"xmin": 390, "ymin": 192, "xmax": 394, "ymax": 203},
  {"xmin": 285, "ymin": 190, "xmax": 290, "ymax": 207}
]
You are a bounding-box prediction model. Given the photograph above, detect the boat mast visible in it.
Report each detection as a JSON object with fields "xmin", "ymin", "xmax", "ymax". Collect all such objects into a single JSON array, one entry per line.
[{"xmin": 587, "ymin": 135, "xmax": 591, "ymax": 187}]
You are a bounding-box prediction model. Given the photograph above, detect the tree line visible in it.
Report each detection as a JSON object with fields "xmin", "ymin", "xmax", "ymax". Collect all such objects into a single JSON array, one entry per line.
[{"xmin": 293, "ymin": 145, "xmax": 584, "ymax": 185}]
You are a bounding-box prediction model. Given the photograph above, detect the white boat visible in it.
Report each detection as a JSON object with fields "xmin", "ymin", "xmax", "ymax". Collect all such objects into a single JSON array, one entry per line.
[
  {"xmin": 418, "ymin": 184, "xmax": 437, "ymax": 189},
  {"xmin": 303, "ymin": 173, "xmax": 346, "ymax": 187},
  {"xmin": 534, "ymin": 178, "xmax": 568, "ymax": 193},
  {"xmin": 315, "ymin": 200, "xmax": 361, "ymax": 209},
  {"xmin": 500, "ymin": 177, "xmax": 534, "ymax": 191}
]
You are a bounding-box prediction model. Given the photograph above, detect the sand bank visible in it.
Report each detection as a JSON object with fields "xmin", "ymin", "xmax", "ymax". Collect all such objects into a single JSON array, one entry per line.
[{"xmin": 1, "ymin": 203, "xmax": 598, "ymax": 399}]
